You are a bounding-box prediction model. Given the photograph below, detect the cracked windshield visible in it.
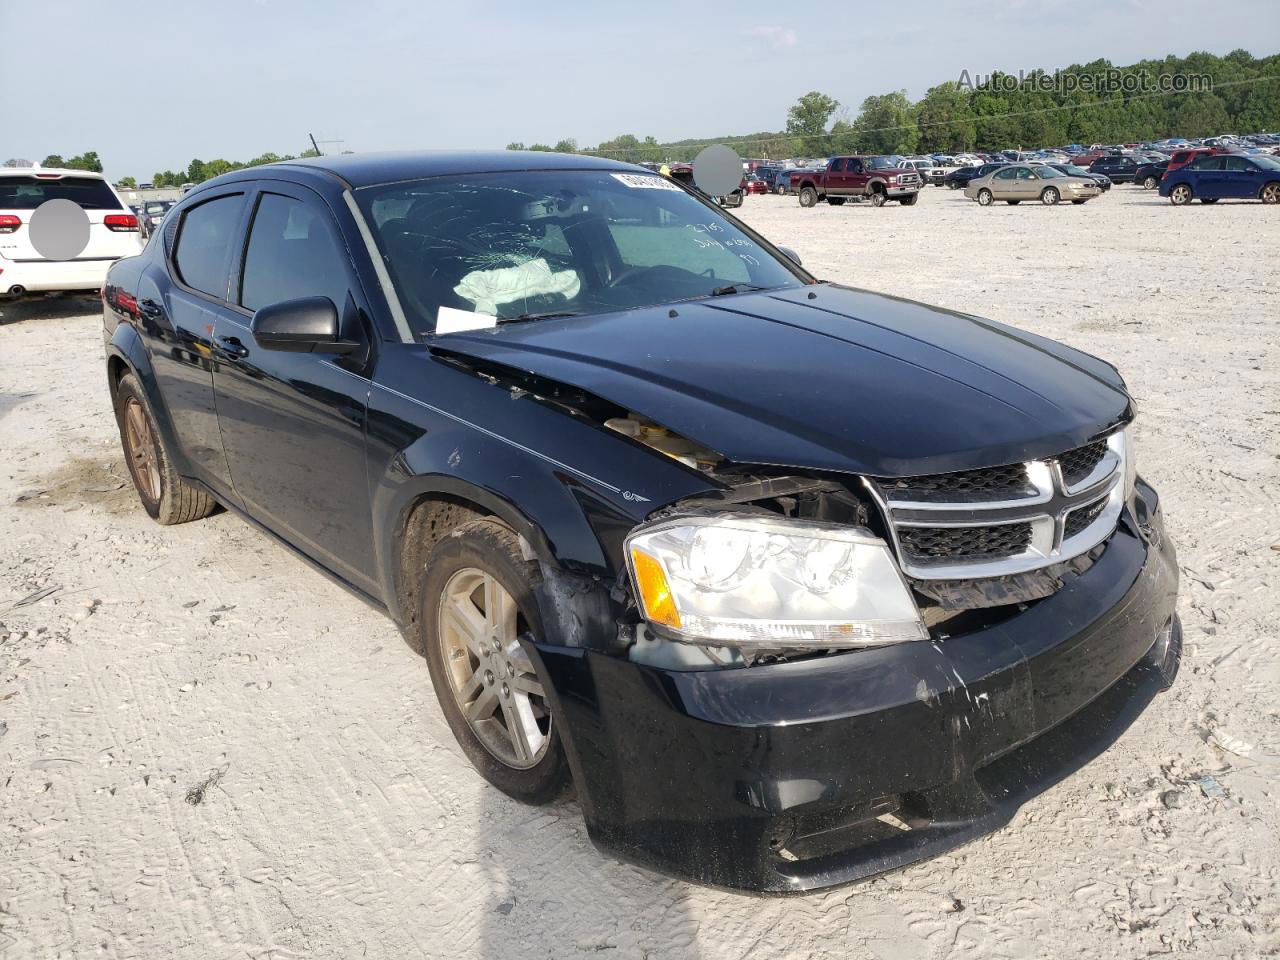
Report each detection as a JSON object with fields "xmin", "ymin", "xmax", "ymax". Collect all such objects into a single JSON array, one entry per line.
[{"xmin": 357, "ymin": 170, "xmax": 803, "ymax": 337}]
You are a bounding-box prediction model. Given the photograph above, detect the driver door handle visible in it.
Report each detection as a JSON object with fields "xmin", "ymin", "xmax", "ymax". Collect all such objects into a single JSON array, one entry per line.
[{"xmin": 216, "ymin": 335, "xmax": 249, "ymax": 359}]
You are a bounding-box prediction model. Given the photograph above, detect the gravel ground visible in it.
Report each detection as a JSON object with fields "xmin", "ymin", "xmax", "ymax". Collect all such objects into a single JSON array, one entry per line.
[{"xmin": 1, "ymin": 185, "xmax": 1277, "ymax": 960}]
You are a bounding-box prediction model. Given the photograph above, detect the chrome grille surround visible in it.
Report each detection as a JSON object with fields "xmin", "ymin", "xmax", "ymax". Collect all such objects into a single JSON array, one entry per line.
[{"xmin": 865, "ymin": 431, "xmax": 1128, "ymax": 581}]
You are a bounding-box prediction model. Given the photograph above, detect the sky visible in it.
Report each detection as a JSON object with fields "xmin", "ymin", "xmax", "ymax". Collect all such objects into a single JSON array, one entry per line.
[{"xmin": 4, "ymin": 0, "xmax": 1277, "ymax": 180}]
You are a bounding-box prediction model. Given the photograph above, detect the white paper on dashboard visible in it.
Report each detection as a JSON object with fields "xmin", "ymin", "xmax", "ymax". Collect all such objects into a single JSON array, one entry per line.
[{"xmin": 434, "ymin": 305, "xmax": 498, "ymax": 335}]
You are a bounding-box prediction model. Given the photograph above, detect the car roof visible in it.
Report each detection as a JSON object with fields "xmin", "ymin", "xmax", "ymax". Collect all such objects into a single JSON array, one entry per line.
[
  {"xmin": 0, "ymin": 167, "xmax": 107, "ymax": 180},
  {"xmin": 271, "ymin": 150, "xmax": 641, "ymax": 188}
]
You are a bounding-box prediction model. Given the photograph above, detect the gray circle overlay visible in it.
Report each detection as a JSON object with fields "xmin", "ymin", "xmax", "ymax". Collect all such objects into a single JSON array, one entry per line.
[
  {"xmin": 692, "ymin": 145, "xmax": 743, "ymax": 197},
  {"xmin": 30, "ymin": 199, "xmax": 91, "ymax": 261}
]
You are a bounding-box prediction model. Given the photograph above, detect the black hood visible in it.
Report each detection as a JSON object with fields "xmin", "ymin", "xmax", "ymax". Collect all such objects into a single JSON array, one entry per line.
[{"xmin": 431, "ymin": 284, "xmax": 1132, "ymax": 478}]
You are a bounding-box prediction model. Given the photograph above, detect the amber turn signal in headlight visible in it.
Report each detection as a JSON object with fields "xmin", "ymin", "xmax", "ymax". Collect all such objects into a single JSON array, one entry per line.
[{"xmin": 626, "ymin": 514, "xmax": 927, "ymax": 648}]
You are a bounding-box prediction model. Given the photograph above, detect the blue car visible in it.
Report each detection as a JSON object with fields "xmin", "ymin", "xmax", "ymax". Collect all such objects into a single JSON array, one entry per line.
[{"xmin": 1159, "ymin": 154, "xmax": 1280, "ymax": 204}]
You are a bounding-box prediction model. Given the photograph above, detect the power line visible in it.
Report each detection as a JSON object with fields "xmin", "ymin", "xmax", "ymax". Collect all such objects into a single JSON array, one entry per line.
[{"xmin": 581, "ymin": 74, "xmax": 1279, "ymax": 156}]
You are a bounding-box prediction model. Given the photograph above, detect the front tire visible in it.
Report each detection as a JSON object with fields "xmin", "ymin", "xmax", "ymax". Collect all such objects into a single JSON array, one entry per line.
[
  {"xmin": 112, "ymin": 373, "xmax": 217, "ymax": 524},
  {"xmin": 799, "ymin": 186, "xmax": 817, "ymax": 208},
  {"xmin": 419, "ymin": 518, "xmax": 569, "ymax": 804},
  {"xmin": 976, "ymin": 188, "xmax": 993, "ymax": 206},
  {"xmin": 1170, "ymin": 184, "xmax": 1193, "ymax": 205},
  {"xmin": 899, "ymin": 193, "xmax": 918, "ymax": 206},
  {"xmin": 1041, "ymin": 187, "xmax": 1060, "ymax": 205},
  {"xmin": 869, "ymin": 189, "xmax": 887, "ymax": 207}
]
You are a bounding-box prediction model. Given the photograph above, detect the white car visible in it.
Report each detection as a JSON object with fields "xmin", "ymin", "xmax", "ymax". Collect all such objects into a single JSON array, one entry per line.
[{"xmin": 0, "ymin": 168, "xmax": 142, "ymax": 299}]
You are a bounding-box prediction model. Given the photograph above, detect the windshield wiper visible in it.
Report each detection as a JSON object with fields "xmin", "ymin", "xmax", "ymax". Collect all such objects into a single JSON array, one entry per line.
[
  {"xmin": 497, "ymin": 311, "xmax": 581, "ymax": 325},
  {"xmin": 709, "ymin": 283, "xmax": 771, "ymax": 297}
]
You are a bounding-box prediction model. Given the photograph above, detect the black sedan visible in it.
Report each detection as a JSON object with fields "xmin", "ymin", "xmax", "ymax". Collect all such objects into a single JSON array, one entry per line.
[
  {"xmin": 101, "ymin": 150, "xmax": 1180, "ymax": 893},
  {"xmin": 944, "ymin": 162, "xmax": 1008, "ymax": 188},
  {"xmin": 1134, "ymin": 160, "xmax": 1170, "ymax": 189}
]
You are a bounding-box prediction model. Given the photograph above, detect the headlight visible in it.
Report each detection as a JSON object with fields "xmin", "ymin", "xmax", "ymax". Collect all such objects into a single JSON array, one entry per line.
[{"xmin": 626, "ymin": 514, "xmax": 927, "ymax": 648}]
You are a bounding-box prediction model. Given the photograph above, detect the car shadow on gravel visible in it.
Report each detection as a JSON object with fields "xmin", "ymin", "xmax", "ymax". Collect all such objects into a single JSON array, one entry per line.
[{"xmin": 0, "ymin": 294, "xmax": 101, "ymax": 327}]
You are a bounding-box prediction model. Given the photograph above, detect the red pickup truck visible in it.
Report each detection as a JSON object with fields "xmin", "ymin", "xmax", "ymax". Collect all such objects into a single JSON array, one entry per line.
[{"xmin": 794, "ymin": 156, "xmax": 923, "ymax": 207}]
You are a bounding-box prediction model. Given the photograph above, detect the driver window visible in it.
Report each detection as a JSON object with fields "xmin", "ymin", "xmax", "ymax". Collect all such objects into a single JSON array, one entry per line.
[{"xmin": 829, "ymin": 159, "xmax": 846, "ymax": 173}]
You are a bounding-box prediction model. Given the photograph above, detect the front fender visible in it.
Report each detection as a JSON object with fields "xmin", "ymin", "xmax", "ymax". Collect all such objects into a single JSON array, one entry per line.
[{"xmin": 365, "ymin": 348, "xmax": 719, "ymax": 621}]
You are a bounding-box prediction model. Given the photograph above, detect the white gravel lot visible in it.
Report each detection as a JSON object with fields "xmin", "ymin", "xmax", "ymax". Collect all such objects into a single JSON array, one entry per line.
[{"xmin": 1, "ymin": 186, "xmax": 1277, "ymax": 960}]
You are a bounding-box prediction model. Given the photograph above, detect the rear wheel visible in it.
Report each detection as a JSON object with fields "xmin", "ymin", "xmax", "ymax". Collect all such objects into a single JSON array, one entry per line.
[
  {"xmin": 976, "ymin": 189, "xmax": 993, "ymax": 206},
  {"xmin": 799, "ymin": 186, "xmax": 818, "ymax": 207},
  {"xmin": 1170, "ymin": 184, "xmax": 1193, "ymax": 205},
  {"xmin": 1041, "ymin": 187, "xmax": 1060, "ymax": 205},
  {"xmin": 899, "ymin": 193, "xmax": 918, "ymax": 206},
  {"xmin": 1260, "ymin": 182, "xmax": 1279, "ymax": 204},
  {"xmin": 113, "ymin": 373, "xmax": 217, "ymax": 524},
  {"xmin": 1142, "ymin": 175, "xmax": 1158, "ymax": 189},
  {"xmin": 419, "ymin": 519, "xmax": 569, "ymax": 804}
]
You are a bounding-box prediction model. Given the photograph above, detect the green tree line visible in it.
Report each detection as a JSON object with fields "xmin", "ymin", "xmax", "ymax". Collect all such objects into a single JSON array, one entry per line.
[{"xmin": 514, "ymin": 48, "xmax": 1279, "ymax": 160}]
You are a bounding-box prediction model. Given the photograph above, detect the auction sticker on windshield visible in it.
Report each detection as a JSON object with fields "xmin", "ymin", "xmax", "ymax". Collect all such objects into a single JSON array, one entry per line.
[{"xmin": 611, "ymin": 173, "xmax": 682, "ymax": 191}]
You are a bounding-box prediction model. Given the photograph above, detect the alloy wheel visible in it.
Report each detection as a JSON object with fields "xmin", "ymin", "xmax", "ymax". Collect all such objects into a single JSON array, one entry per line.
[
  {"xmin": 1171, "ymin": 185, "xmax": 1192, "ymax": 205},
  {"xmin": 1262, "ymin": 183, "xmax": 1280, "ymax": 204},
  {"xmin": 123, "ymin": 397, "xmax": 161, "ymax": 503},
  {"xmin": 437, "ymin": 567, "xmax": 550, "ymax": 769}
]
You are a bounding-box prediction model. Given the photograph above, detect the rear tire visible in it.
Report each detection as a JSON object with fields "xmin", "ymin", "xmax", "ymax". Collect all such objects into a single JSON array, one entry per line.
[
  {"xmin": 1143, "ymin": 175, "xmax": 1158, "ymax": 189},
  {"xmin": 976, "ymin": 189, "xmax": 993, "ymax": 206},
  {"xmin": 775, "ymin": 184, "xmax": 786, "ymax": 195},
  {"xmin": 1041, "ymin": 187, "xmax": 1060, "ymax": 205},
  {"xmin": 1170, "ymin": 184, "xmax": 1193, "ymax": 205},
  {"xmin": 418, "ymin": 518, "xmax": 570, "ymax": 805},
  {"xmin": 112, "ymin": 373, "xmax": 217, "ymax": 524},
  {"xmin": 1262, "ymin": 182, "xmax": 1280, "ymax": 204},
  {"xmin": 799, "ymin": 186, "xmax": 817, "ymax": 208}
]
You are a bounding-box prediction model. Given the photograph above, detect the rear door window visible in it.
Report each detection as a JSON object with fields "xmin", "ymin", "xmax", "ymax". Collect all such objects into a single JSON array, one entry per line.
[
  {"xmin": 172, "ymin": 194, "xmax": 246, "ymax": 300},
  {"xmin": 239, "ymin": 192, "xmax": 352, "ymax": 312},
  {"xmin": 0, "ymin": 175, "xmax": 122, "ymax": 210}
]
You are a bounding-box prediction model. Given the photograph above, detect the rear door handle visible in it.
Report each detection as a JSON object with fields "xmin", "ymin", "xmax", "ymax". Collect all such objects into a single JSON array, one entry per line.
[{"xmin": 216, "ymin": 335, "xmax": 249, "ymax": 359}]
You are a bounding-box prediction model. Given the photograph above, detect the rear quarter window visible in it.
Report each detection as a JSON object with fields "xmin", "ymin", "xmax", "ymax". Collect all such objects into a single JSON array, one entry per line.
[
  {"xmin": 172, "ymin": 194, "xmax": 246, "ymax": 300},
  {"xmin": 0, "ymin": 176, "xmax": 123, "ymax": 210}
]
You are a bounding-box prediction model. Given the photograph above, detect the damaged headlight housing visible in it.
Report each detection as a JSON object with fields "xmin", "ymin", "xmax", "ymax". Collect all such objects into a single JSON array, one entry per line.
[{"xmin": 626, "ymin": 515, "xmax": 927, "ymax": 648}]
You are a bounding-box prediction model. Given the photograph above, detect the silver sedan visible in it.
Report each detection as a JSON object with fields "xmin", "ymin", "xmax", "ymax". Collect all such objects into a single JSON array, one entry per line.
[{"xmin": 964, "ymin": 164, "xmax": 1101, "ymax": 206}]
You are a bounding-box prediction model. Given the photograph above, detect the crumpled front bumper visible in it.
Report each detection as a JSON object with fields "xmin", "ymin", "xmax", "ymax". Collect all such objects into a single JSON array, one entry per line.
[{"xmin": 530, "ymin": 481, "xmax": 1179, "ymax": 893}]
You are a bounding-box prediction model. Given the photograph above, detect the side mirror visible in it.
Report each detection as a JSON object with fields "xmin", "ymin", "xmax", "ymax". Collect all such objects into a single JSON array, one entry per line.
[
  {"xmin": 250, "ymin": 296, "xmax": 358, "ymax": 354},
  {"xmin": 777, "ymin": 246, "xmax": 802, "ymax": 267}
]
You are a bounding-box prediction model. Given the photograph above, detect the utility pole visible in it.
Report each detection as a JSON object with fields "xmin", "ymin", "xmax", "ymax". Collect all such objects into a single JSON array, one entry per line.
[{"xmin": 309, "ymin": 133, "xmax": 322, "ymax": 156}]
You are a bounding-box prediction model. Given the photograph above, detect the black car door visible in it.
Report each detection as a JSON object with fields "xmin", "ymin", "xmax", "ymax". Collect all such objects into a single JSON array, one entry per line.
[
  {"xmin": 147, "ymin": 189, "xmax": 248, "ymax": 501},
  {"xmin": 210, "ymin": 182, "xmax": 379, "ymax": 594}
]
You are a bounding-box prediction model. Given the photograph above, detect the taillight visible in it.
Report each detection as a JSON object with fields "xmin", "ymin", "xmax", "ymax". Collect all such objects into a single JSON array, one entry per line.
[
  {"xmin": 0, "ymin": 214, "xmax": 20, "ymax": 234},
  {"xmin": 104, "ymin": 214, "xmax": 138, "ymax": 232}
]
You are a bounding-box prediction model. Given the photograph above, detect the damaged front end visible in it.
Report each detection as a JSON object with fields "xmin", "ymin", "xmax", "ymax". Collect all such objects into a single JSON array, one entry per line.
[{"xmin": 438, "ymin": 347, "xmax": 1180, "ymax": 893}]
